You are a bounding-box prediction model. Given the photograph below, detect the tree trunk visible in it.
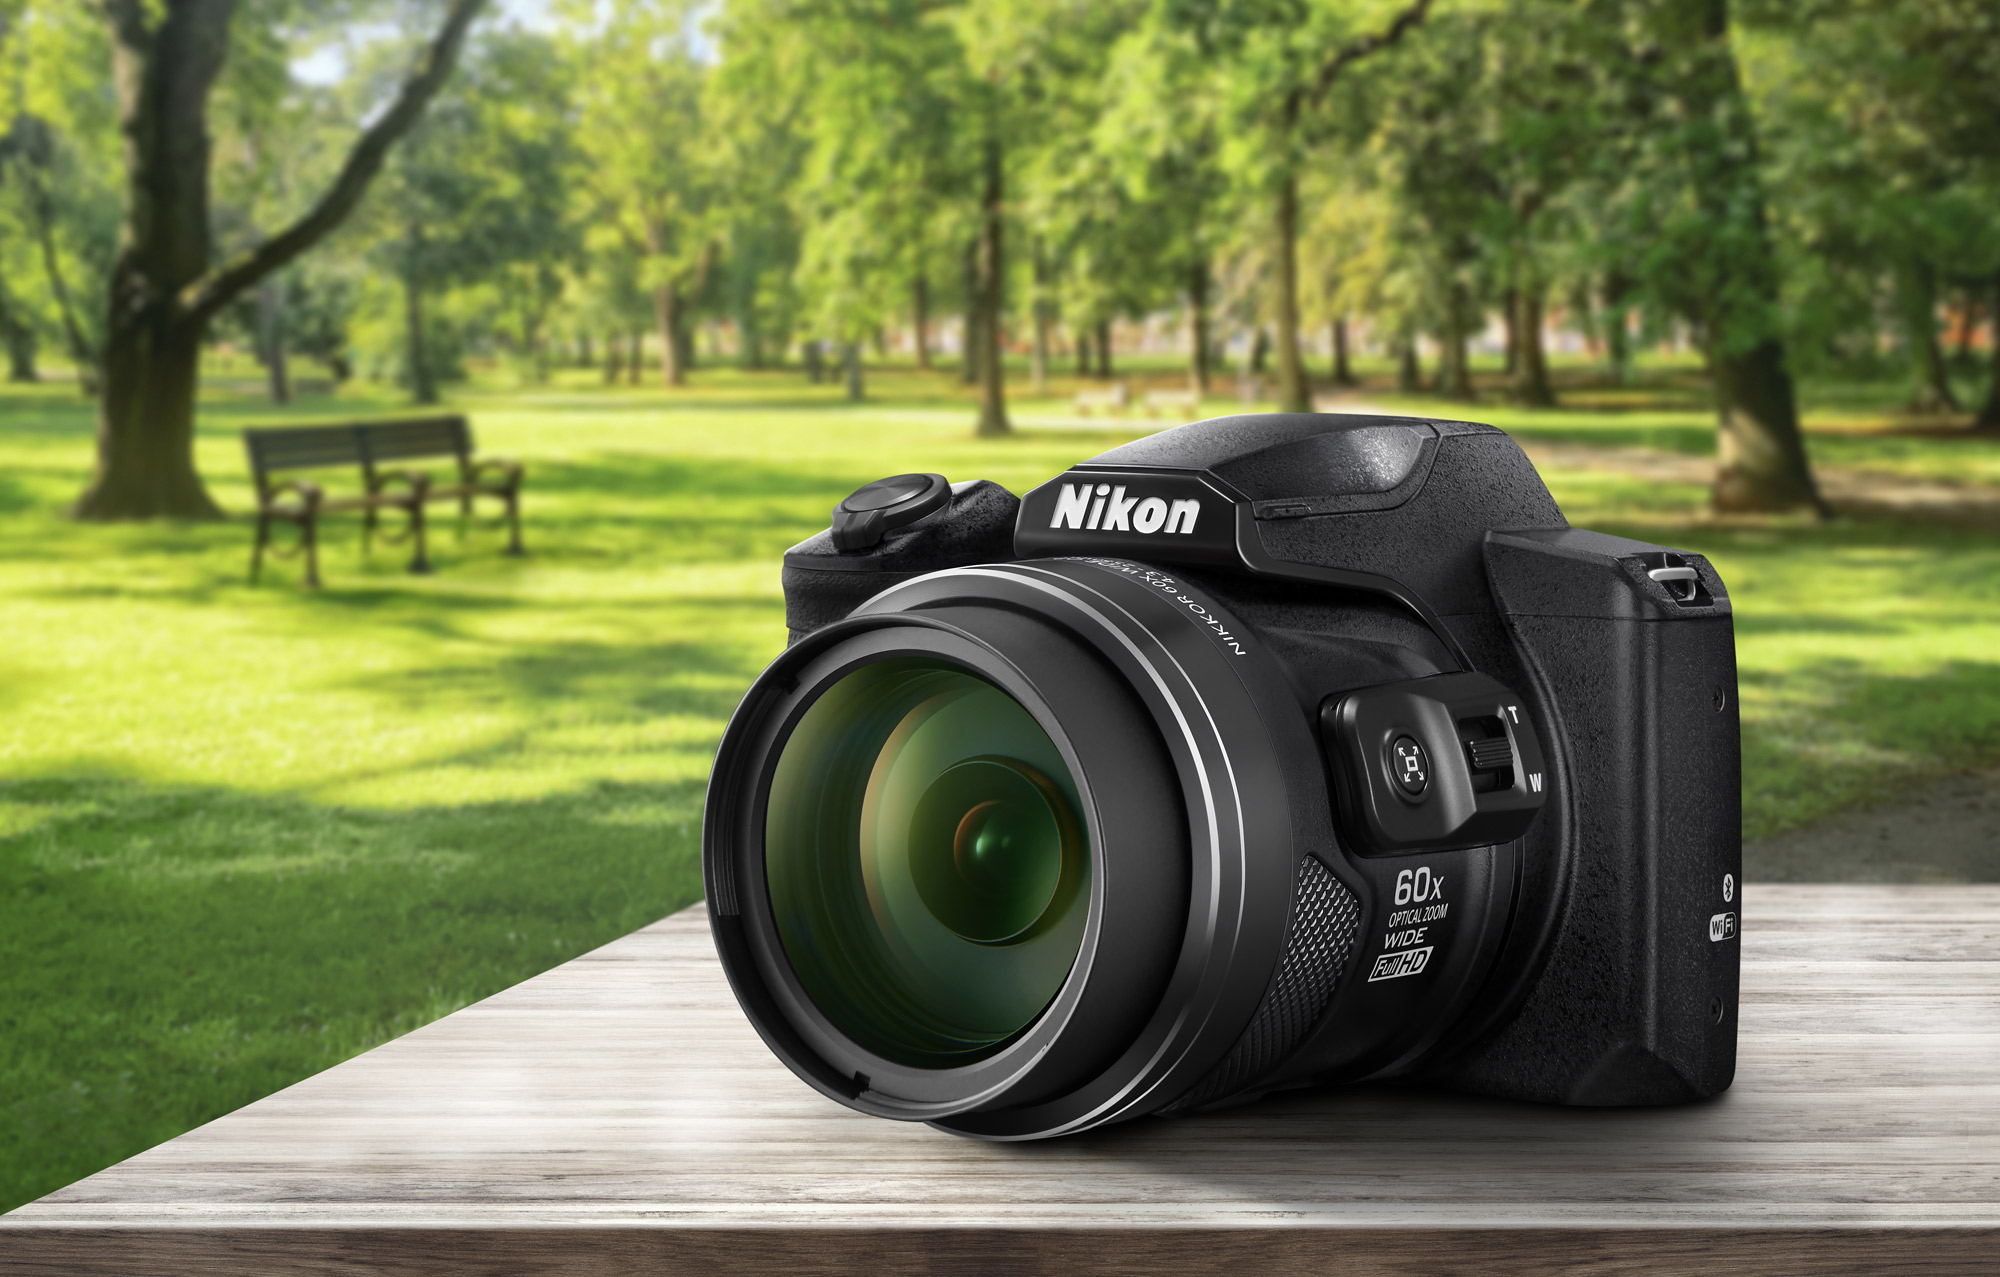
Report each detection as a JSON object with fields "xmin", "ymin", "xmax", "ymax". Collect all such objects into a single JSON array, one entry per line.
[
  {"xmin": 1661, "ymin": 0, "xmax": 1822, "ymax": 513},
  {"xmin": 1602, "ymin": 270, "xmax": 1633, "ymax": 386},
  {"xmin": 1512, "ymin": 283, "xmax": 1555, "ymax": 406},
  {"xmin": 1190, "ymin": 257, "xmax": 1211, "ymax": 393},
  {"xmin": 3, "ymin": 328, "xmax": 33, "ymax": 382},
  {"xmin": 22, "ymin": 135, "xmax": 97, "ymax": 394},
  {"xmin": 961, "ymin": 241, "xmax": 981, "ymax": 386},
  {"xmin": 1397, "ymin": 331, "xmax": 1421, "ymax": 392},
  {"xmin": 1074, "ymin": 325, "xmax": 1090, "ymax": 376},
  {"xmin": 1031, "ymin": 238, "xmax": 1049, "ymax": 394},
  {"xmin": 0, "ymin": 288, "xmax": 35, "ymax": 382},
  {"xmin": 1438, "ymin": 284, "xmax": 1473, "ymax": 400},
  {"xmin": 603, "ymin": 332, "xmax": 622, "ymax": 384},
  {"xmin": 1331, "ymin": 315, "xmax": 1354, "ymax": 387},
  {"xmin": 974, "ymin": 135, "xmax": 1009, "ymax": 437},
  {"xmin": 627, "ymin": 329, "xmax": 642, "ymax": 385},
  {"xmin": 1978, "ymin": 271, "xmax": 2000, "ymax": 429},
  {"xmin": 404, "ymin": 263, "xmax": 436, "ymax": 405},
  {"xmin": 72, "ymin": 0, "xmax": 234, "ymax": 519},
  {"xmin": 676, "ymin": 314, "xmax": 696, "ymax": 375},
  {"xmin": 844, "ymin": 342, "xmax": 864, "ymax": 401},
  {"xmin": 655, "ymin": 282, "xmax": 685, "ymax": 387},
  {"xmin": 526, "ymin": 314, "xmax": 549, "ymax": 385},
  {"xmin": 73, "ymin": 307, "xmax": 217, "ymax": 519},
  {"xmin": 1896, "ymin": 257, "xmax": 1958, "ymax": 414},
  {"xmin": 257, "ymin": 274, "xmax": 290, "ymax": 404},
  {"xmin": 1712, "ymin": 337, "xmax": 1822, "ymax": 511},
  {"xmin": 1273, "ymin": 173, "xmax": 1309, "ymax": 413},
  {"xmin": 912, "ymin": 273, "xmax": 931, "ymax": 371},
  {"xmin": 1094, "ymin": 319, "xmax": 1112, "ymax": 379},
  {"xmin": 1501, "ymin": 284, "xmax": 1520, "ymax": 377}
]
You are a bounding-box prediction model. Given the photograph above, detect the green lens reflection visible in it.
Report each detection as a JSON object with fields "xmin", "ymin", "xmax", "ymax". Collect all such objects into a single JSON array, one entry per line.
[
  {"xmin": 911, "ymin": 758, "xmax": 1066, "ymax": 943},
  {"xmin": 764, "ymin": 659, "xmax": 1089, "ymax": 1068}
]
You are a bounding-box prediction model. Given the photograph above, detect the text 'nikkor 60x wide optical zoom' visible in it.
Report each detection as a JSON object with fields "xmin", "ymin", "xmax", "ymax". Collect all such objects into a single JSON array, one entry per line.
[{"xmin": 703, "ymin": 414, "xmax": 1740, "ymax": 1140}]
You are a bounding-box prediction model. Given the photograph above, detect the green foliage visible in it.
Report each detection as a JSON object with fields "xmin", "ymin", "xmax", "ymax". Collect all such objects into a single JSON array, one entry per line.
[
  {"xmin": 1744, "ymin": 0, "xmax": 2000, "ymax": 394},
  {"xmin": 0, "ymin": 3, "xmax": 120, "ymax": 378},
  {"xmin": 563, "ymin": 0, "xmax": 717, "ymax": 369}
]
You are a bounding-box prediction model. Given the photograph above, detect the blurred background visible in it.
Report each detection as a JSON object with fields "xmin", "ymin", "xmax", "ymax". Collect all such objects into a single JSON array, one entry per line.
[{"xmin": 1, "ymin": 0, "xmax": 1995, "ymax": 1213}]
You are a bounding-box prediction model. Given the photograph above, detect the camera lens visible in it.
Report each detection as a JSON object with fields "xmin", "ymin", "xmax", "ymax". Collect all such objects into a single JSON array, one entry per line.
[
  {"xmin": 911, "ymin": 758, "xmax": 1075, "ymax": 943},
  {"xmin": 764, "ymin": 658, "xmax": 1089, "ymax": 1068},
  {"xmin": 706, "ymin": 558, "xmax": 1313, "ymax": 1135}
]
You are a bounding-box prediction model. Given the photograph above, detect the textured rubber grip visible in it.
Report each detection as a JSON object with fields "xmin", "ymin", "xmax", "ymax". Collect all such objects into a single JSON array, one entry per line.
[{"xmin": 1164, "ymin": 856, "xmax": 1362, "ymax": 1113}]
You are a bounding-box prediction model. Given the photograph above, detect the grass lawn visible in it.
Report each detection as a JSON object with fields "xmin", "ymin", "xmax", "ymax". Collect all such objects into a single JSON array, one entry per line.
[{"xmin": 3, "ymin": 358, "xmax": 1998, "ymax": 1212}]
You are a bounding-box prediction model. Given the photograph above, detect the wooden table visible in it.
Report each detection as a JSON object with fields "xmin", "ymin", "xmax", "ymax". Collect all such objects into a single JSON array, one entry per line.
[{"xmin": 5, "ymin": 885, "xmax": 1999, "ymax": 1274}]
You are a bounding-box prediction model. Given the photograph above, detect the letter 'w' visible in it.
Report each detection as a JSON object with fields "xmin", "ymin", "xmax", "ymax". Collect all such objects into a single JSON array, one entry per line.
[{"xmin": 1050, "ymin": 484, "xmax": 1090, "ymax": 530}]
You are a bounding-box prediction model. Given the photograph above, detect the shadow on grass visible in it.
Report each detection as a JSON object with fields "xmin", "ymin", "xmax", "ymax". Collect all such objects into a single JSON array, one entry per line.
[
  {"xmin": 315, "ymin": 630, "xmax": 770, "ymax": 745},
  {"xmin": 0, "ymin": 773, "xmax": 708, "ymax": 1216}
]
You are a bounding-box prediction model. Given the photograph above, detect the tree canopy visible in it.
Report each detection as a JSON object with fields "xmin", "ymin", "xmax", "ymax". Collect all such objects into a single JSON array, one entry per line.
[{"xmin": 5, "ymin": 0, "xmax": 1996, "ymax": 515}]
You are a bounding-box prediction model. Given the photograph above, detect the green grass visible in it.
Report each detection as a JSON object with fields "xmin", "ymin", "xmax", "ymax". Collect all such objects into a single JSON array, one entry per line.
[{"xmin": 3, "ymin": 360, "xmax": 1998, "ymax": 1213}]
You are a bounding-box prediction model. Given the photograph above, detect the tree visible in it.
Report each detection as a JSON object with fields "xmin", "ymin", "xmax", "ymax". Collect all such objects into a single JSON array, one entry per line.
[
  {"xmin": 1607, "ymin": 0, "xmax": 1824, "ymax": 512},
  {"xmin": 73, "ymin": 0, "xmax": 483, "ymax": 521},
  {"xmin": 1, "ymin": 4, "xmax": 120, "ymax": 394},
  {"xmin": 1168, "ymin": 0, "xmax": 1433, "ymax": 414},
  {"xmin": 1062, "ymin": 13, "xmax": 1220, "ymax": 395},
  {"xmin": 720, "ymin": 0, "xmax": 962, "ymax": 399},
  {"xmin": 1746, "ymin": 0, "xmax": 2000, "ymax": 426},
  {"xmin": 568, "ymin": 0, "xmax": 715, "ymax": 390},
  {"xmin": 1361, "ymin": 0, "xmax": 1602, "ymax": 407}
]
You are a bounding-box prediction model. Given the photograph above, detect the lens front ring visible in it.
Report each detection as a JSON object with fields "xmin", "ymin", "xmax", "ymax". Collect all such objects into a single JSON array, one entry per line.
[
  {"xmin": 709, "ymin": 612, "xmax": 1187, "ymax": 1119},
  {"xmin": 705, "ymin": 558, "xmax": 1337, "ymax": 1137}
]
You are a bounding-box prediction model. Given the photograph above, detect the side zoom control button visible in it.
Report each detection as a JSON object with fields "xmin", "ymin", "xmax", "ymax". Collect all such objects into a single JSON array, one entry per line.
[
  {"xmin": 1321, "ymin": 672, "xmax": 1549, "ymax": 855},
  {"xmin": 1466, "ymin": 736, "xmax": 1514, "ymax": 773}
]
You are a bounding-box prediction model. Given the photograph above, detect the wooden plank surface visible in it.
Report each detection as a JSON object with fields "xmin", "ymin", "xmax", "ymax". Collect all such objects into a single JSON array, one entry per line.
[{"xmin": 5, "ymin": 884, "xmax": 1999, "ymax": 1274}]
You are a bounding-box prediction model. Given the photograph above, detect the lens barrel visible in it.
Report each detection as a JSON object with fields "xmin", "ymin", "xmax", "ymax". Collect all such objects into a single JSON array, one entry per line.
[{"xmin": 704, "ymin": 559, "xmax": 1333, "ymax": 1137}]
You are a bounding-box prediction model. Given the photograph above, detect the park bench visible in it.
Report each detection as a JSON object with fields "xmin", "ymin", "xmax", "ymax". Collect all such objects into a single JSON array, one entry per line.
[
  {"xmin": 243, "ymin": 416, "xmax": 524, "ymax": 588},
  {"xmin": 7, "ymin": 884, "xmax": 1996, "ymax": 1273},
  {"xmin": 1143, "ymin": 387, "xmax": 1202, "ymax": 419},
  {"xmin": 1073, "ymin": 382, "xmax": 1130, "ymax": 415}
]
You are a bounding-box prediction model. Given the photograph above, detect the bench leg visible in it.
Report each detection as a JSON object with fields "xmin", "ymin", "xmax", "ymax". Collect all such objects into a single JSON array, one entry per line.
[
  {"xmin": 363, "ymin": 504, "xmax": 378, "ymax": 555},
  {"xmin": 302, "ymin": 512, "xmax": 322, "ymax": 589},
  {"xmin": 504, "ymin": 488, "xmax": 524, "ymax": 556},
  {"xmin": 250, "ymin": 512, "xmax": 270, "ymax": 585},
  {"xmin": 408, "ymin": 501, "xmax": 432, "ymax": 575}
]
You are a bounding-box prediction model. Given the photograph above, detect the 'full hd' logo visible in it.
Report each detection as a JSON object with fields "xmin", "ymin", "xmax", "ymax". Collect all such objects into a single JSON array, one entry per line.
[{"xmin": 1049, "ymin": 483, "xmax": 1201, "ymax": 535}]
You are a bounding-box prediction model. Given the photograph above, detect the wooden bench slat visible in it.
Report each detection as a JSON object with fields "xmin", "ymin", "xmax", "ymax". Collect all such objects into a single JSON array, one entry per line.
[{"xmin": 242, "ymin": 416, "xmax": 521, "ymax": 587}]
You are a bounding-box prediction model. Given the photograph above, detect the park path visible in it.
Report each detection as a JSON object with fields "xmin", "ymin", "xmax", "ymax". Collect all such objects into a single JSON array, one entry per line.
[{"xmin": 1747, "ymin": 768, "xmax": 1999, "ymax": 883}]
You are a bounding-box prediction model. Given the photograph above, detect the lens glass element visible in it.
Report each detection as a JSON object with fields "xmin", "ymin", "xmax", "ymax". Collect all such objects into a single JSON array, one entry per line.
[{"xmin": 764, "ymin": 658, "xmax": 1090, "ymax": 1067}]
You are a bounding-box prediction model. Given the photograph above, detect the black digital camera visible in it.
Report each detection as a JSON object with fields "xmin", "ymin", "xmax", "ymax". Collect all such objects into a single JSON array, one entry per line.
[{"xmin": 704, "ymin": 414, "xmax": 1741, "ymax": 1139}]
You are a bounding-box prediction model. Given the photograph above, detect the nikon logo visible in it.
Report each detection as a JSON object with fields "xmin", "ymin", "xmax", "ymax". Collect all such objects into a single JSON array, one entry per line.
[{"xmin": 1049, "ymin": 483, "xmax": 1201, "ymax": 535}]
